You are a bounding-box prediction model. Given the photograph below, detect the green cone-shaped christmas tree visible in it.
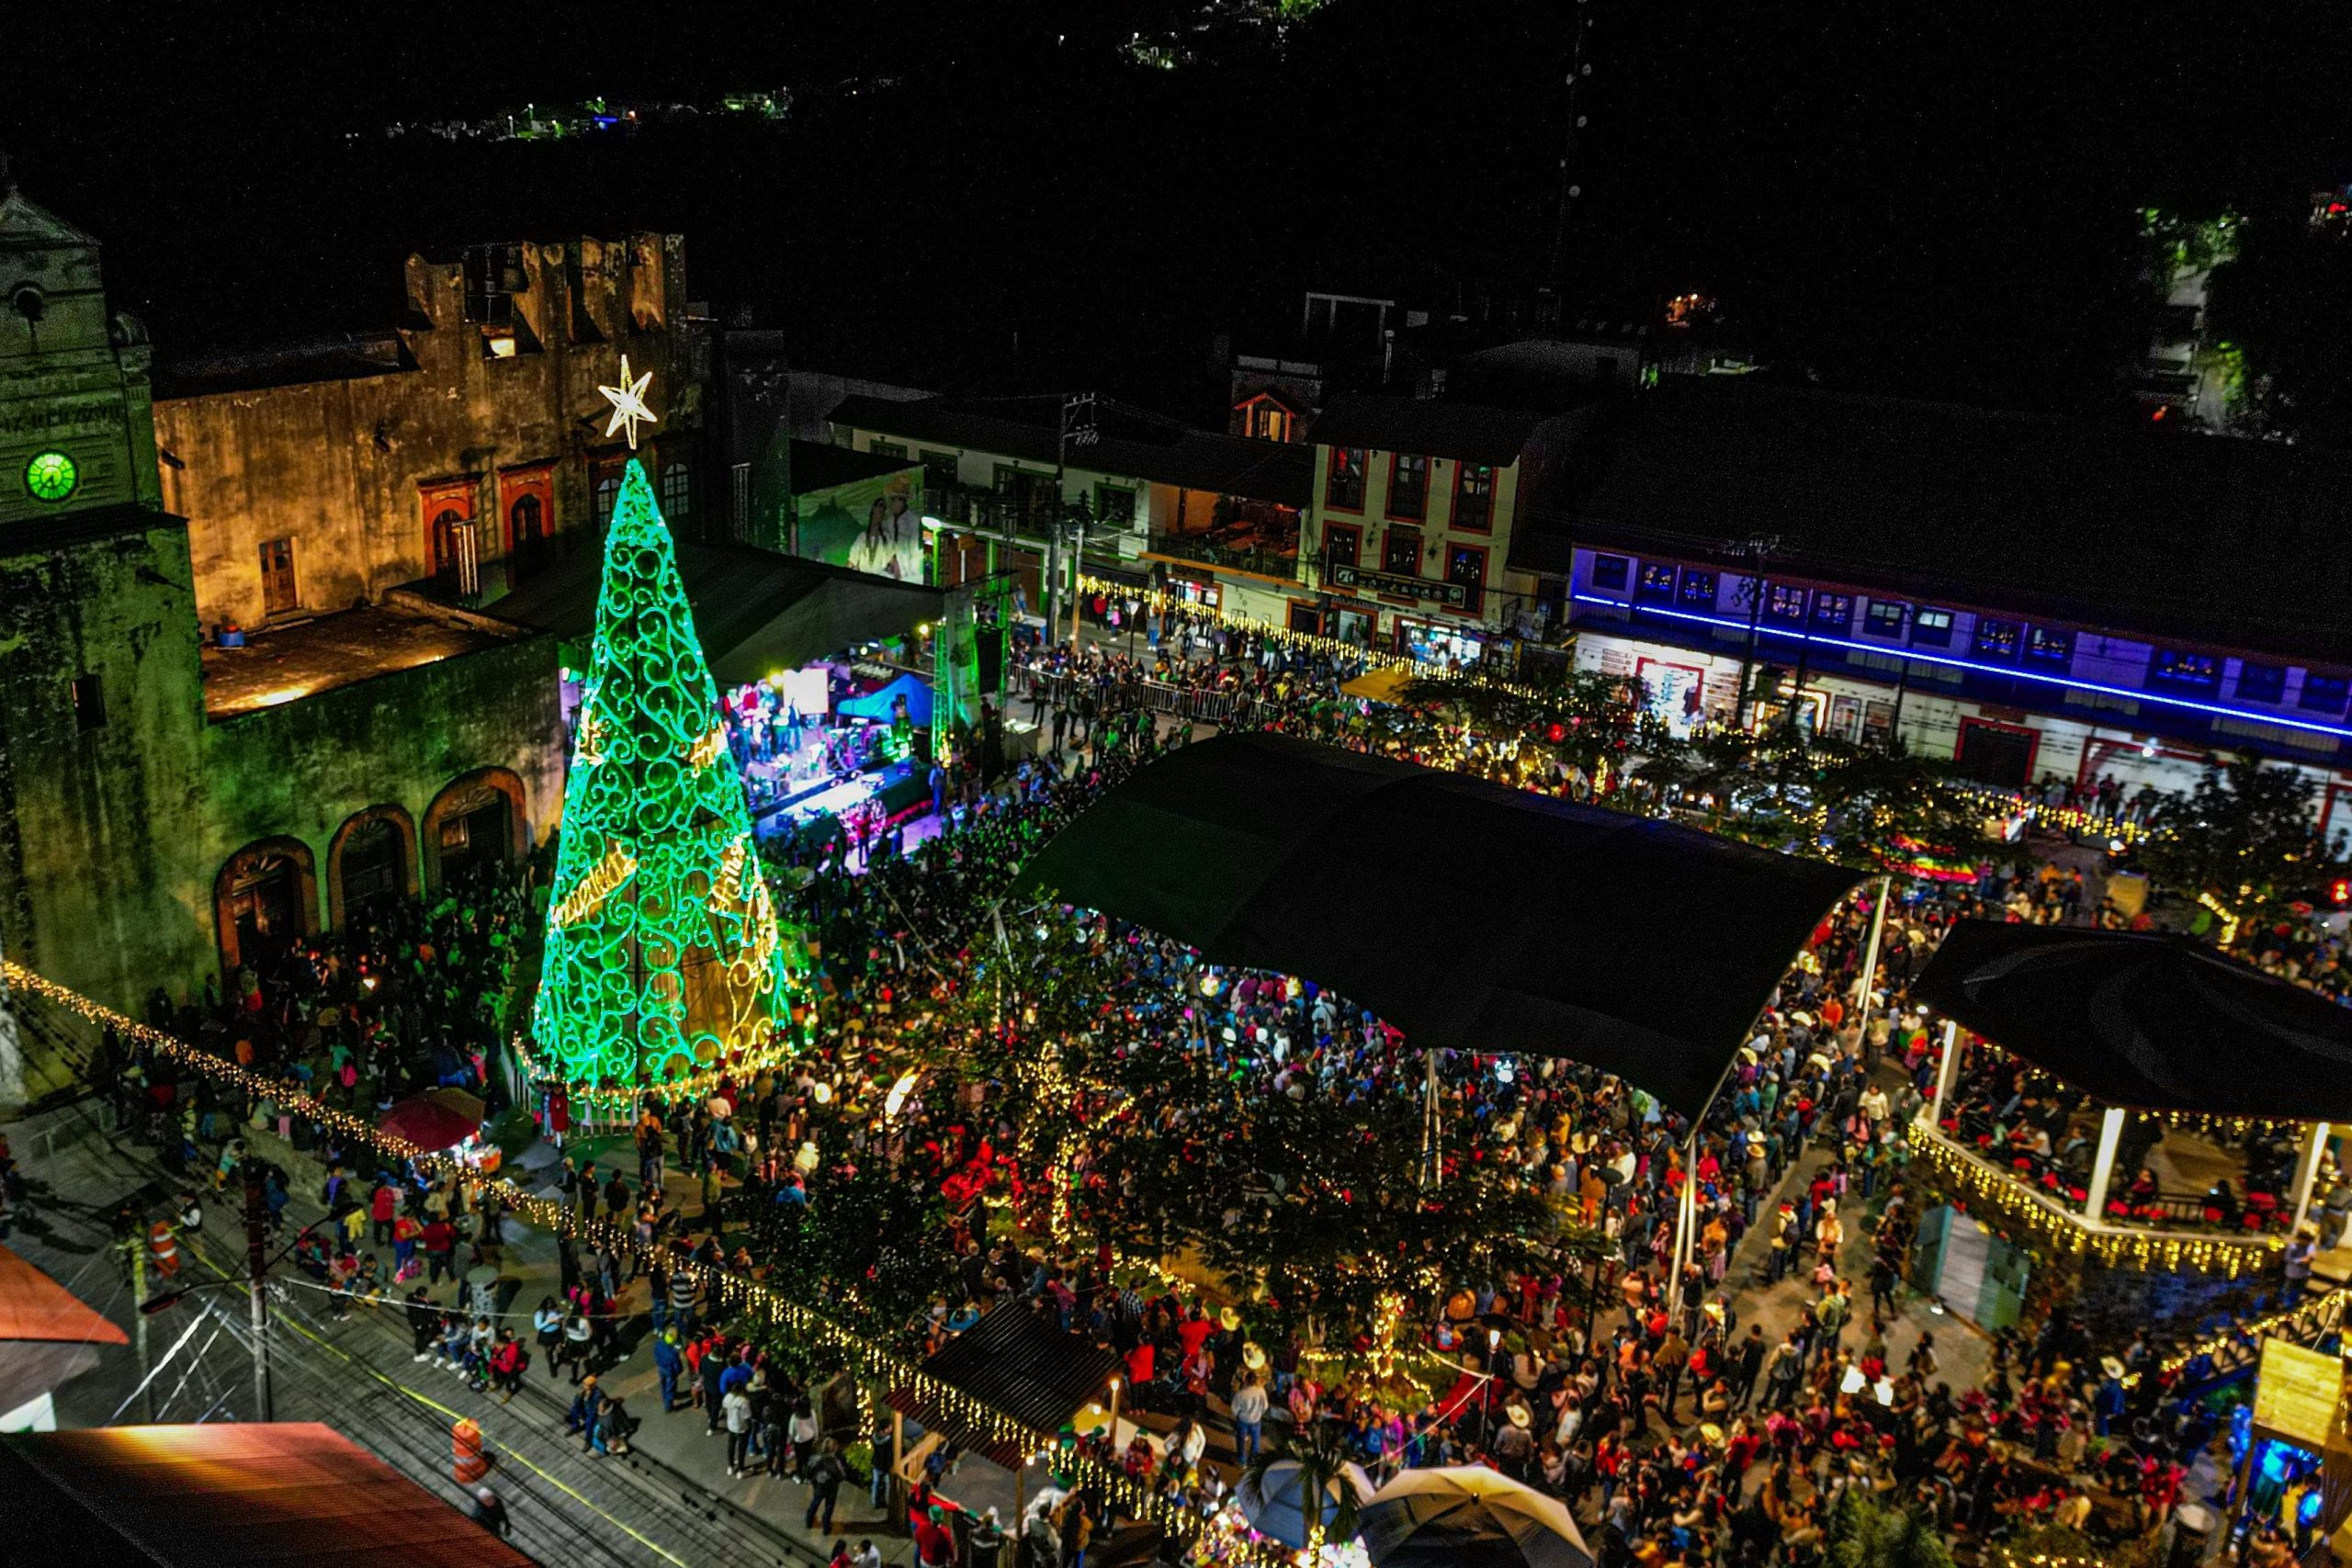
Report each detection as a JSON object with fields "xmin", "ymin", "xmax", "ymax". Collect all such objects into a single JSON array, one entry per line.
[{"xmin": 530, "ymin": 458, "xmax": 804, "ymax": 1095}]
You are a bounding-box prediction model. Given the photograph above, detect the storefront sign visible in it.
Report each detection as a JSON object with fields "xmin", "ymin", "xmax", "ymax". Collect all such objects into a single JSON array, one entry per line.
[
  {"xmin": 1329, "ymin": 564, "xmax": 1467, "ymax": 607},
  {"xmin": 2253, "ymin": 1337, "xmax": 2346, "ymax": 1449}
]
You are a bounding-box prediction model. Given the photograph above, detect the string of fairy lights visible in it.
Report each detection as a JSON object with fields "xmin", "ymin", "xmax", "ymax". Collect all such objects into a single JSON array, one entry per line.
[
  {"xmin": 1945, "ymin": 784, "xmax": 2157, "ymax": 846},
  {"xmin": 3, "ymin": 958, "xmax": 1211, "ymax": 1543},
  {"xmin": 2157, "ymin": 1285, "xmax": 2349, "ymax": 1379},
  {"xmin": 1905, "ymin": 1115, "xmax": 2284, "ymax": 1280}
]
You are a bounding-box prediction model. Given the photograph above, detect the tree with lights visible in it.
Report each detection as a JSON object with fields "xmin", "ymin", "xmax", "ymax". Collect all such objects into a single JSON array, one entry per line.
[
  {"xmin": 529, "ymin": 457, "xmax": 807, "ymax": 1095},
  {"xmin": 2140, "ymin": 752, "xmax": 2342, "ymax": 947}
]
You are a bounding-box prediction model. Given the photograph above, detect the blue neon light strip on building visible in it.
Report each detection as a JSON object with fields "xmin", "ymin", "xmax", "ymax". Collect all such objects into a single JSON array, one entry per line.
[{"xmin": 1570, "ymin": 592, "xmax": 2352, "ymax": 743}]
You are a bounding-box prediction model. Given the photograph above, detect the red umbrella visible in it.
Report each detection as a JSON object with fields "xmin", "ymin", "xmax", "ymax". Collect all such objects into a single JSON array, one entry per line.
[{"xmin": 379, "ymin": 1088, "xmax": 486, "ymax": 1151}]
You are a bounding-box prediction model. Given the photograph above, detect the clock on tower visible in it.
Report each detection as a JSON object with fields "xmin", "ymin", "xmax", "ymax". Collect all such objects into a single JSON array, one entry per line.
[{"xmin": 23, "ymin": 449, "xmax": 76, "ymax": 502}]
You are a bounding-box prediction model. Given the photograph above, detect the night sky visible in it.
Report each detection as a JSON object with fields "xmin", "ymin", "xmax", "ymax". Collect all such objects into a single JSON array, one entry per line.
[{"xmin": 8, "ymin": 0, "xmax": 2344, "ymax": 421}]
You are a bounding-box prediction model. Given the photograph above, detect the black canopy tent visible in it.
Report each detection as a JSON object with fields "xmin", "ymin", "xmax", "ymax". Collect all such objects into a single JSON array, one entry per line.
[
  {"xmin": 1012, "ymin": 733, "xmax": 1862, "ymax": 1122},
  {"xmin": 882, "ymin": 1303, "xmax": 1121, "ymax": 1470},
  {"xmin": 1911, "ymin": 920, "xmax": 2352, "ymax": 1122},
  {"xmin": 482, "ymin": 539, "xmax": 944, "ymax": 687}
]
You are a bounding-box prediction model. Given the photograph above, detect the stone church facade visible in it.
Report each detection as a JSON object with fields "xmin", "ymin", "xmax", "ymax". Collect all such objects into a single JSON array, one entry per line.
[{"xmin": 0, "ymin": 176, "xmax": 702, "ymax": 1055}]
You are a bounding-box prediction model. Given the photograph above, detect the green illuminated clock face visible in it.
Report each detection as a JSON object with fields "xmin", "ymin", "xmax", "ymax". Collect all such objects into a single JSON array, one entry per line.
[{"xmin": 25, "ymin": 450, "xmax": 77, "ymax": 503}]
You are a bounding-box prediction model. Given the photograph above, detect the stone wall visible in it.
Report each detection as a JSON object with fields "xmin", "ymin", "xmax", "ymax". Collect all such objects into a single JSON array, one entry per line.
[
  {"xmin": 153, "ymin": 233, "xmax": 707, "ymax": 634},
  {"xmin": 0, "ymin": 507, "xmax": 570, "ymax": 1018},
  {"xmin": 199, "ymin": 631, "xmax": 568, "ymax": 963},
  {"xmin": 0, "ymin": 516, "xmax": 213, "ymax": 1013}
]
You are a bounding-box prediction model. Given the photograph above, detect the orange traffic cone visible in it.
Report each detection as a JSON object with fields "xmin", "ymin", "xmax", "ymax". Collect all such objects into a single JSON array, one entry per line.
[
  {"xmin": 148, "ymin": 1221, "xmax": 179, "ymax": 1279},
  {"xmin": 452, "ymin": 1416, "xmax": 488, "ymax": 1484}
]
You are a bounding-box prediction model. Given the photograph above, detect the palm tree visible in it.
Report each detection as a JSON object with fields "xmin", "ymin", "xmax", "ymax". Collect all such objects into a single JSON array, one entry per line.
[
  {"xmin": 1825, "ymin": 1489, "xmax": 1954, "ymax": 1568},
  {"xmin": 1242, "ymin": 1417, "xmax": 1366, "ymax": 1554}
]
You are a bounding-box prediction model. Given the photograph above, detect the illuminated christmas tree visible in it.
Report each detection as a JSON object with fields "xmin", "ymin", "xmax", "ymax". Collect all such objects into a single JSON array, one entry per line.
[{"xmin": 529, "ymin": 457, "xmax": 804, "ymax": 1096}]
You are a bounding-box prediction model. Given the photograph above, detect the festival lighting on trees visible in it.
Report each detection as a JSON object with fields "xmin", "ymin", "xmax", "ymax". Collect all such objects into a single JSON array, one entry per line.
[{"xmin": 528, "ymin": 456, "xmax": 806, "ymax": 1097}]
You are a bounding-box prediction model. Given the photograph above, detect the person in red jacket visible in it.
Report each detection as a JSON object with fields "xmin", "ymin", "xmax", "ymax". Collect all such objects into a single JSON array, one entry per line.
[
  {"xmin": 489, "ymin": 1330, "xmax": 527, "ymax": 1400},
  {"xmin": 369, "ymin": 1179, "xmax": 400, "ymax": 1246},
  {"xmin": 913, "ymin": 1507, "xmax": 956, "ymax": 1568},
  {"xmin": 422, "ymin": 1217, "xmax": 458, "ymax": 1288}
]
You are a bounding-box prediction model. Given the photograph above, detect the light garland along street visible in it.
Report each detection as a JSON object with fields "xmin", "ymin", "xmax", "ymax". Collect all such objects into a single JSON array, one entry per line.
[{"xmin": 4, "ymin": 954, "xmax": 1218, "ymax": 1549}]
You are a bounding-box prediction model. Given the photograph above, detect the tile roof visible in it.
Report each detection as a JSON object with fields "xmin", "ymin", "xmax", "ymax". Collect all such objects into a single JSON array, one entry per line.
[{"xmin": 0, "ymin": 1423, "xmax": 540, "ymax": 1568}]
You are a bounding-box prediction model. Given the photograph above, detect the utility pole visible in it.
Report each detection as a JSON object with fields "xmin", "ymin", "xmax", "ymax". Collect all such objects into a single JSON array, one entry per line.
[
  {"xmin": 1051, "ymin": 392, "xmax": 1098, "ymax": 646},
  {"xmin": 243, "ymin": 1160, "xmax": 273, "ymax": 1422},
  {"xmin": 1730, "ymin": 536, "xmax": 1778, "ymax": 731},
  {"xmin": 1068, "ymin": 508, "xmax": 1090, "ymax": 649},
  {"xmin": 124, "ymin": 1227, "xmax": 153, "ymax": 1421}
]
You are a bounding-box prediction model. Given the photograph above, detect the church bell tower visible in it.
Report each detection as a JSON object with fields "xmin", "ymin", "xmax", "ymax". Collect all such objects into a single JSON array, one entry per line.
[{"xmin": 0, "ymin": 158, "xmax": 163, "ymax": 527}]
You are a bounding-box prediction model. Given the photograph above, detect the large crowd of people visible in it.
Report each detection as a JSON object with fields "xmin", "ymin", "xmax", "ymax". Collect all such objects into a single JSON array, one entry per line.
[
  {"xmin": 59, "ymin": 610, "xmax": 2348, "ymax": 1568},
  {"xmin": 717, "ymin": 621, "xmax": 2310, "ymax": 1568}
]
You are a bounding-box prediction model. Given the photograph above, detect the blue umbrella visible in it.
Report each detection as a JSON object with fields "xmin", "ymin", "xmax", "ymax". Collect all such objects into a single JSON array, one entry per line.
[{"xmin": 1236, "ymin": 1459, "xmax": 1375, "ymax": 1549}]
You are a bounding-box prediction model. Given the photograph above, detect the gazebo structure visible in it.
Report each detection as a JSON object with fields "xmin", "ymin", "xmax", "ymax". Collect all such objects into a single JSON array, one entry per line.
[{"xmin": 1906, "ymin": 921, "xmax": 2352, "ymax": 1333}]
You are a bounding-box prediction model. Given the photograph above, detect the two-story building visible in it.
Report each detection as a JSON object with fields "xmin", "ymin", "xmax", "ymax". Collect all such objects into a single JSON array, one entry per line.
[
  {"xmin": 822, "ymin": 393, "xmax": 1313, "ymax": 623},
  {"xmin": 1299, "ymin": 393, "xmax": 1575, "ymax": 661},
  {"xmin": 1510, "ymin": 379, "xmax": 2352, "ymax": 838}
]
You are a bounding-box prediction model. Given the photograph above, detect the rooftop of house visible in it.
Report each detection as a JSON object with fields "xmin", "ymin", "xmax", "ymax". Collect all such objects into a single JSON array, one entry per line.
[
  {"xmin": 199, "ymin": 603, "xmax": 521, "ymax": 720},
  {"xmin": 789, "ymin": 437, "xmax": 920, "ymax": 495},
  {"xmin": 827, "ymin": 393, "xmax": 1313, "ymax": 508},
  {"xmin": 1510, "ymin": 378, "xmax": 2352, "ymax": 662},
  {"xmin": 1308, "ymin": 391, "xmax": 1558, "ymax": 468}
]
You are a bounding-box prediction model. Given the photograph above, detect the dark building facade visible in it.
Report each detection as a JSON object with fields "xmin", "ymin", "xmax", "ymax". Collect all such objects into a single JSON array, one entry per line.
[{"xmin": 1514, "ymin": 380, "xmax": 2352, "ymax": 837}]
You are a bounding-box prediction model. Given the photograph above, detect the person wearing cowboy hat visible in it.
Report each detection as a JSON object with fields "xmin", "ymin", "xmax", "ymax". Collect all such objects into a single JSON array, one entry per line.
[
  {"xmin": 1210, "ymin": 1304, "xmax": 1244, "ymax": 1402},
  {"xmin": 1492, "ymin": 1397, "xmax": 1536, "ymax": 1480}
]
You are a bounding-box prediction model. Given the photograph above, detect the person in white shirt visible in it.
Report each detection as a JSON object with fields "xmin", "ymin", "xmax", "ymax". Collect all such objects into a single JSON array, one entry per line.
[
  {"xmin": 1229, "ymin": 1371, "xmax": 1269, "ymax": 1465},
  {"xmin": 723, "ymin": 1385, "xmax": 754, "ymax": 1476}
]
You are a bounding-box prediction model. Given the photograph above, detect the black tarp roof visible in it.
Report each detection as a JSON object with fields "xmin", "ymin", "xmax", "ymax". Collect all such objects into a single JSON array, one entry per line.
[
  {"xmin": 1012, "ymin": 734, "xmax": 1860, "ymax": 1121},
  {"xmin": 883, "ymin": 1304, "xmax": 1119, "ymax": 1469},
  {"xmin": 1911, "ymin": 920, "xmax": 2352, "ymax": 1122},
  {"xmin": 481, "ymin": 539, "xmax": 943, "ymax": 686}
]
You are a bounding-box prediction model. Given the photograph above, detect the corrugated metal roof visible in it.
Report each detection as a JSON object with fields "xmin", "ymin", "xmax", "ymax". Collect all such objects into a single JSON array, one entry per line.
[
  {"xmin": 829, "ymin": 395, "xmax": 1313, "ymax": 509},
  {"xmin": 1511, "ymin": 378, "xmax": 2352, "ymax": 662},
  {"xmin": 885, "ymin": 1304, "xmax": 1120, "ymax": 1468},
  {"xmin": 481, "ymin": 537, "xmax": 942, "ymax": 686},
  {"xmin": 0, "ymin": 1423, "xmax": 540, "ymax": 1568},
  {"xmin": 1308, "ymin": 392, "xmax": 1552, "ymax": 467}
]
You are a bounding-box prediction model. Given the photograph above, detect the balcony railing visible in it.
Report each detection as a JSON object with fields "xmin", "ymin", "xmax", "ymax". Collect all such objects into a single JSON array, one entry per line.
[
  {"xmin": 1907, "ymin": 1114, "xmax": 2290, "ymax": 1280},
  {"xmin": 1151, "ymin": 531, "xmax": 1299, "ymax": 580}
]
